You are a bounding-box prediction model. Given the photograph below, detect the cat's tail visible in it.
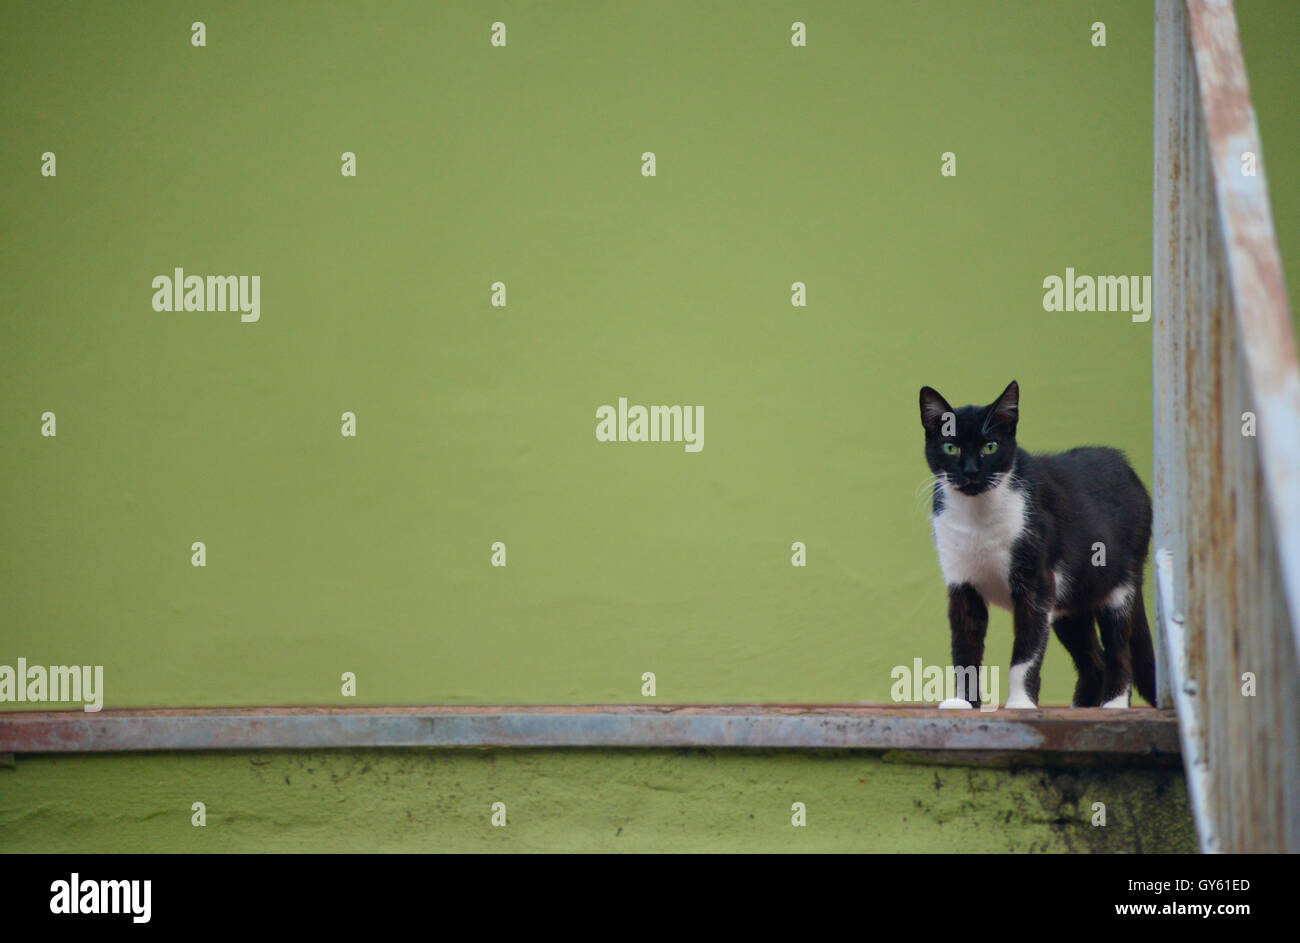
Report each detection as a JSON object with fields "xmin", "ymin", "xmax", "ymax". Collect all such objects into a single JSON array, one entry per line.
[{"xmin": 1130, "ymin": 587, "xmax": 1157, "ymax": 706}]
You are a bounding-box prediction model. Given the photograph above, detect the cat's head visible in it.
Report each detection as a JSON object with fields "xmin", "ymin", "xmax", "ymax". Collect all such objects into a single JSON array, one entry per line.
[{"xmin": 918, "ymin": 381, "xmax": 1019, "ymax": 496}]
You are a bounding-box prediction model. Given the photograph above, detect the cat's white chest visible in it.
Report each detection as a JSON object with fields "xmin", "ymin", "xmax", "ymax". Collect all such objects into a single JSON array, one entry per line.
[{"xmin": 931, "ymin": 478, "xmax": 1027, "ymax": 611}]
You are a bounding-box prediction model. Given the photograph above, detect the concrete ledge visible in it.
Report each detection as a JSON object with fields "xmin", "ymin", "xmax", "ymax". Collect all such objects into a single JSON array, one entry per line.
[{"xmin": 0, "ymin": 705, "xmax": 1181, "ymax": 760}]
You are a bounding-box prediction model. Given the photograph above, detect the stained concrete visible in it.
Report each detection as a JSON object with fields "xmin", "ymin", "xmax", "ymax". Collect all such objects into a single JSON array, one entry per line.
[{"xmin": 0, "ymin": 749, "xmax": 1196, "ymax": 852}]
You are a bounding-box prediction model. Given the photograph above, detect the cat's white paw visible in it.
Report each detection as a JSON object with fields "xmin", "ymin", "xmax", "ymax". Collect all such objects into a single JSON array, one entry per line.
[
  {"xmin": 937, "ymin": 698, "xmax": 973, "ymax": 709},
  {"xmin": 1101, "ymin": 689, "xmax": 1130, "ymax": 708},
  {"xmin": 1004, "ymin": 695, "xmax": 1037, "ymax": 709}
]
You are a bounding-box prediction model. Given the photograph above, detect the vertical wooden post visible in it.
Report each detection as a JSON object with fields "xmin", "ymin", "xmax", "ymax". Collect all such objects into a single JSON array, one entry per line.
[{"xmin": 1153, "ymin": 0, "xmax": 1300, "ymax": 852}]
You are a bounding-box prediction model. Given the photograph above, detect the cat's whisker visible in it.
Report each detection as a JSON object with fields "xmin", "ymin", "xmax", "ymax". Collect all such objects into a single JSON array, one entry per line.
[{"xmin": 913, "ymin": 474, "xmax": 942, "ymax": 513}]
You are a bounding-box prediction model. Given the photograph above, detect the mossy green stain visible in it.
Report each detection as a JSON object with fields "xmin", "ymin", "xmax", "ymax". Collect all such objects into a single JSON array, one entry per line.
[{"xmin": 0, "ymin": 750, "xmax": 1196, "ymax": 853}]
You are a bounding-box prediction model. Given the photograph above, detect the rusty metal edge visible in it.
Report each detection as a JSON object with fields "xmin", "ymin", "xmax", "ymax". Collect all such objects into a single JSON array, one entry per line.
[{"xmin": 0, "ymin": 705, "xmax": 1181, "ymax": 757}]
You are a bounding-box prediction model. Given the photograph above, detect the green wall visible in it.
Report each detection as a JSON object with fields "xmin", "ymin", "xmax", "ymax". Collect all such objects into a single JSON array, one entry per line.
[
  {"xmin": 2, "ymin": 1, "xmax": 1296, "ymax": 852},
  {"xmin": 0, "ymin": 750, "xmax": 1196, "ymax": 853},
  {"xmin": 0, "ymin": 0, "xmax": 1164, "ymax": 707}
]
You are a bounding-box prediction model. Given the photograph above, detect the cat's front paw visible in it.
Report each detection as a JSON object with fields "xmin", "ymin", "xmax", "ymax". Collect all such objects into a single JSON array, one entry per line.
[
  {"xmin": 1004, "ymin": 695, "xmax": 1037, "ymax": 709},
  {"xmin": 937, "ymin": 698, "xmax": 973, "ymax": 709}
]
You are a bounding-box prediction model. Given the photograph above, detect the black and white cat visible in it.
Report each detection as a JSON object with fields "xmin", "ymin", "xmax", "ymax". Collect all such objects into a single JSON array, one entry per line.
[{"xmin": 919, "ymin": 381, "xmax": 1156, "ymax": 709}]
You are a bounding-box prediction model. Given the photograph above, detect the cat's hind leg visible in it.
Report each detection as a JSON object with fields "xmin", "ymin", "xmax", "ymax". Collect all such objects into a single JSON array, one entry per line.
[
  {"xmin": 1128, "ymin": 587, "xmax": 1158, "ymax": 705},
  {"xmin": 1096, "ymin": 584, "xmax": 1138, "ymax": 707},
  {"xmin": 1051, "ymin": 611, "xmax": 1104, "ymax": 707}
]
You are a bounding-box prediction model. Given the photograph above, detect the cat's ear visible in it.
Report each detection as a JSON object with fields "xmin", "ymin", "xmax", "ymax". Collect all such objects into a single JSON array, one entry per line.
[
  {"xmin": 919, "ymin": 386, "xmax": 952, "ymax": 434},
  {"xmin": 985, "ymin": 380, "xmax": 1019, "ymax": 433}
]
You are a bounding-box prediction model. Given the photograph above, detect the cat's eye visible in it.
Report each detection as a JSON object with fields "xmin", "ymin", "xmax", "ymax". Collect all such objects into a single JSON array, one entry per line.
[
  {"xmin": 942, "ymin": 443, "xmax": 959, "ymax": 455},
  {"xmin": 982, "ymin": 441, "xmax": 998, "ymax": 455}
]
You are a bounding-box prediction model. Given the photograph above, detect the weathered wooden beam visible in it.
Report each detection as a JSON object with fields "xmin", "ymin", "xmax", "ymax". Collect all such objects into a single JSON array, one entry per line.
[
  {"xmin": 1184, "ymin": 0, "xmax": 1300, "ymax": 642},
  {"xmin": 1154, "ymin": 0, "xmax": 1300, "ymax": 852},
  {"xmin": 1155, "ymin": 549, "xmax": 1217, "ymax": 849},
  {"xmin": 0, "ymin": 705, "xmax": 1181, "ymax": 759}
]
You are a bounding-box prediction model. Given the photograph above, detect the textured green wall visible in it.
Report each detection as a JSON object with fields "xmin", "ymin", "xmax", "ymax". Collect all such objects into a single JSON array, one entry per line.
[
  {"xmin": 3, "ymin": 1, "xmax": 1296, "ymax": 852},
  {"xmin": 0, "ymin": 2, "xmax": 1295, "ymax": 708},
  {"xmin": 0, "ymin": 751, "xmax": 1196, "ymax": 853},
  {"xmin": 2, "ymin": 0, "xmax": 1163, "ymax": 708}
]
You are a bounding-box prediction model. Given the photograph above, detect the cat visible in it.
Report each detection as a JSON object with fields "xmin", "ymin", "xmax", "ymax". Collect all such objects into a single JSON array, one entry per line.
[{"xmin": 918, "ymin": 380, "xmax": 1156, "ymax": 709}]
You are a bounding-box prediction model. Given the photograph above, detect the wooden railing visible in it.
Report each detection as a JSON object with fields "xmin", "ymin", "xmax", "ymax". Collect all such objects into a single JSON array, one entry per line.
[{"xmin": 1153, "ymin": 0, "xmax": 1300, "ymax": 853}]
